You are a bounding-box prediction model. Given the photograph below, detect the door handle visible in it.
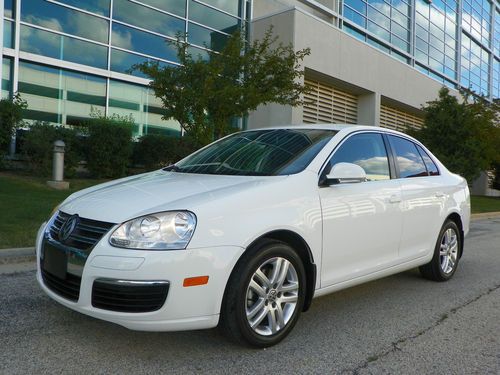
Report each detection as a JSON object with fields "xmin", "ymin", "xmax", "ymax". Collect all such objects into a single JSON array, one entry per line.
[
  {"xmin": 388, "ymin": 195, "xmax": 401, "ymax": 203},
  {"xmin": 435, "ymin": 192, "xmax": 445, "ymax": 198}
]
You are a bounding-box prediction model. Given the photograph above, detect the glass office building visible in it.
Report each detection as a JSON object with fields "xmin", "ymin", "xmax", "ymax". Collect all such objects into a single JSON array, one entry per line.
[
  {"xmin": 342, "ymin": 0, "xmax": 500, "ymax": 99},
  {"xmin": 1, "ymin": 0, "xmax": 498, "ymax": 140},
  {"xmin": 1, "ymin": 0, "xmax": 250, "ymax": 136}
]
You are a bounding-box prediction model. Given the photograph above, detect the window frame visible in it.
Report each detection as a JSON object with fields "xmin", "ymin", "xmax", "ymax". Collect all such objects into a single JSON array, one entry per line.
[
  {"xmin": 415, "ymin": 144, "xmax": 441, "ymax": 176},
  {"xmin": 385, "ymin": 134, "xmax": 441, "ymax": 178},
  {"xmin": 319, "ymin": 131, "xmax": 396, "ymax": 185}
]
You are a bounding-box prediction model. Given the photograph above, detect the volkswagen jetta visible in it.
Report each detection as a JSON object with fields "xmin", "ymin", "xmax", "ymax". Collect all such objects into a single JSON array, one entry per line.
[{"xmin": 36, "ymin": 125, "xmax": 470, "ymax": 347}]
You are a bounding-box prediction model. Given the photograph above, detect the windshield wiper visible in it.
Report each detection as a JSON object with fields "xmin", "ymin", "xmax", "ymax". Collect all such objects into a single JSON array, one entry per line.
[{"xmin": 163, "ymin": 164, "xmax": 182, "ymax": 172}]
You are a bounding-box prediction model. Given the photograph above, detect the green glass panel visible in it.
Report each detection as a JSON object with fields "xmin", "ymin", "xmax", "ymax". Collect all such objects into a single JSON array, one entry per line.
[
  {"xmin": 139, "ymin": 0, "xmax": 186, "ymax": 17},
  {"xmin": 144, "ymin": 105, "xmax": 166, "ymax": 116},
  {"xmin": 3, "ymin": 20, "xmax": 14, "ymax": 48},
  {"xmin": 189, "ymin": 0, "xmax": 239, "ymax": 34},
  {"xmin": 22, "ymin": 0, "xmax": 109, "ymax": 43},
  {"xmin": 23, "ymin": 109, "xmax": 60, "ymax": 123},
  {"xmin": 18, "ymin": 82, "xmax": 62, "ymax": 99},
  {"xmin": 109, "ymin": 79, "xmax": 180, "ymax": 137},
  {"xmin": 112, "ymin": 23, "xmax": 178, "ymax": 63},
  {"xmin": 4, "ymin": 0, "xmax": 14, "ymax": 18},
  {"xmin": 67, "ymin": 91, "xmax": 106, "ymax": 106},
  {"xmin": 56, "ymin": 0, "xmax": 111, "ymax": 16},
  {"xmin": 145, "ymin": 125, "xmax": 181, "ymax": 136},
  {"xmin": 2, "ymin": 58, "xmax": 12, "ymax": 99},
  {"xmin": 188, "ymin": 22, "xmax": 228, "ymax": 51},
  {"xmin": 108, "ymin": 99, "xmax": 140, "ymax": 111},
  {"xmin": 113, "ymin": 0, "xmax": 184, "ymax": 37},
  {"xmin": 19, "ymin": 61, "xmax": 106, "ymax": 126},
  {"xmin": 20, "ymin": 25, "xmax": 108, "ymax": 69}
]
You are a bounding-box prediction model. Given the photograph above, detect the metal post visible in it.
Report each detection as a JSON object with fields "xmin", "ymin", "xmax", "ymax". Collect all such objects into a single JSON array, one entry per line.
[{"xmin": 47, "ymin": 140, "xmax": 69, "ymax": 190}]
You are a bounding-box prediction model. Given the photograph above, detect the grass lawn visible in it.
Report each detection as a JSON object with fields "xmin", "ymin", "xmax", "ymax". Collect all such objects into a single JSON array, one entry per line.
[
  {"xmin": 470, "ymin": 195, "xmax": 500, "ymax": 214},
  {"xmin": 1, "ymin": 173, "xmax": 500, "ymax": 249},
  {"xmin": 0, "ymin": 173, "xmax": 104, "ymax": 249}
]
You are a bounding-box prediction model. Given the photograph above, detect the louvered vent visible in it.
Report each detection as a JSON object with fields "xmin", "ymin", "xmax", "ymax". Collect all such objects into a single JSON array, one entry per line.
[
  {"xmin": 380, "ymin": 104, "xmax": 424, "ymax": 132},
  {"xmin": 303, "ymin": 78, "xmax": 358, "ymax": 124}
]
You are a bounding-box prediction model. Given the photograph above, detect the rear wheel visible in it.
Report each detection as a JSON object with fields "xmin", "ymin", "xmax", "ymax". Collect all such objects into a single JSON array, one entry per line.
[
  {"xmin": 419, "ymin": 220, "xmax": 461, "ymax": 281},
  {"xmin": 220, "ymin": 240, "xmax": 306, "ymax": 347}
]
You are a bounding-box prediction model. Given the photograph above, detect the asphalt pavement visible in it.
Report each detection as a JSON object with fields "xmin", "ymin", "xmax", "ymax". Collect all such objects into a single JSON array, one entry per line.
[{"xmin": 0, "ymin": 218, "xmax": 499, "ymax": 374}]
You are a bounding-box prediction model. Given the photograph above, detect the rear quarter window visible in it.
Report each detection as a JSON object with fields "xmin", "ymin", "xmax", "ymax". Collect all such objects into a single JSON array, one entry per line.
[
  {"xmin": 416, "ymin": 145, "xmax": 440, "ymax": 176},
  {"xmin": 388, "ymin": 135, "xmax": 428, "ymax": 178}
]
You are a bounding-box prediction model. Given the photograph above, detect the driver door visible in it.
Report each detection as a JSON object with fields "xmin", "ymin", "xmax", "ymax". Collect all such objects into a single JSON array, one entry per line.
[{"xmin": 319, "ymin": 132, "xmax": 403, "ymax": 287}]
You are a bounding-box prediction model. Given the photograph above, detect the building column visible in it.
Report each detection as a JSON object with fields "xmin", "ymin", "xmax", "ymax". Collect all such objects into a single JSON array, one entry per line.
[{"xmin": 357, "ymin": 92, "xmax": 380, "ymax": 127}]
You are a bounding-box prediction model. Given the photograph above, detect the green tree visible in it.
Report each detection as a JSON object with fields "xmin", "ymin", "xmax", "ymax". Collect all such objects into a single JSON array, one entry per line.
[
  {"xmin": 0, "ymin": 93, "xmax": 27, "ymax": 160},
  {"xmin": 412, "ymin": 87, "xmax": 500, "ymax": 184},
  {"xmin": 134, "ymin": 28, "xmax": 311, "ymax": 145}
]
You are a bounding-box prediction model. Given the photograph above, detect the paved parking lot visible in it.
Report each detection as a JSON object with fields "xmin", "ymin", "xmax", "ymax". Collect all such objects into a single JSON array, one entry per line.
[{"xmin": 1, "ymin": 218, "xmax": 499, "ymax": 374}]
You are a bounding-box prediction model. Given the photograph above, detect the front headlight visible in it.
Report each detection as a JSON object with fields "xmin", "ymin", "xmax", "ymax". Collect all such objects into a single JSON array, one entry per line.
[{"xmin": 109, "ymin": 211, "xmax": 197, "ymax": 250}]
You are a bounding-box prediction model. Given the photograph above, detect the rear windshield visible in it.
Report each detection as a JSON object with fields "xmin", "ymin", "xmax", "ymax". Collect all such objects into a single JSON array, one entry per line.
[{"xmin": 170, "ymin": 129, "xmax": 337, "ymax": 176}]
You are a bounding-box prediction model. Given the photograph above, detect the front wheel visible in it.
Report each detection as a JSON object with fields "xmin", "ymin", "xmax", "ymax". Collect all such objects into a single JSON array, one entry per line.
[
  {"xmin": 419, "ymin": 220, "xmax": 461, "ymax": 281},
  {"xmin": 220, "ymin": 240, "xmax": 306, "ymax": 347}
]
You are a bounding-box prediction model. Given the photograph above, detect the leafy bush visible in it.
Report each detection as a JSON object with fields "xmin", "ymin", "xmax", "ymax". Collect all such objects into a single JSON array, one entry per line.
[
  {"xmin": 83, "ymin": 113, "xmax": 134, "ymax": 178},
  {"xmin": 412, "ymin": 88, "xmax": 500, "ymax": 184},
  {"xmin": 22, "ymin": 122, "xmax": 81, "ymax": 178},
  {"xmin": 133, "ymin": 134, "xmax": 199, "ymax": 171},
  {"xmin": 0, "ymin": 94, "xmax": 27, "ymax": 164}
]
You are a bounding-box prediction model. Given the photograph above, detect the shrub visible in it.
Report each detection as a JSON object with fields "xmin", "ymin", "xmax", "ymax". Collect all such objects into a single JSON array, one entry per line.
[
  {"xmin": 0, "ymin": 94, "xmax": 27, "ymax": 164},
  {"xmin": 22, "ymin": 122, "xmax": 81, "ymax": 178},
  {"xmin": 133, "ymin": 134, "xmax": 179, "ymax": 170},
  {"xmin": 84, "ymin": 113, "xmax": 134, "ymax": 178},
  {"xmin": 133, "ymin": 134, "xmax": 199, "ymax": 171}
]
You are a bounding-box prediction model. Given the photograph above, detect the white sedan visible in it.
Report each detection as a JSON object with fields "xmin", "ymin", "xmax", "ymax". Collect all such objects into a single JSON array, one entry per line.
[{"xmin": 36, "ymin": 125, "xmax": 470, "ymax": 347}]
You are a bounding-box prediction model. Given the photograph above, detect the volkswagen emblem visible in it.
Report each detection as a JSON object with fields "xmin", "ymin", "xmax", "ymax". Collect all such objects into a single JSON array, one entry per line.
[{"xmin": 59, "ymin": 215, "xmax": 79, "ymax": 242}]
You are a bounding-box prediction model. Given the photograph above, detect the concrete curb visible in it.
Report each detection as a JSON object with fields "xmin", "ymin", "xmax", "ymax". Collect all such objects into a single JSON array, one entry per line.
[
  {"xmin": 471, "ymin": 212, "xmax": 500, "ymax": 220},
  {"xmin": 0, "ymin": 247, "xmax": 36, "ymax": 265},
  {"xmin": 0, "ymin": 212, "xmax": 499, "ymax": 265}
]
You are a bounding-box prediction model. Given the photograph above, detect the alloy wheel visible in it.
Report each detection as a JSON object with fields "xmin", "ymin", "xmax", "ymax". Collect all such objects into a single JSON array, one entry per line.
[
  {"xmin": 439, "ymin": 228, "xmax": 458, "ymax": 274},
  {"xmin": 245, "ymin": 257, "xmax": 299, "ymax": 336}
]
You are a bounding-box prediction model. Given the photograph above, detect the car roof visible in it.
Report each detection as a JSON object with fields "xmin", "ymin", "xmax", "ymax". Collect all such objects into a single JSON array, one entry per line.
[{"xmin": 248, "ymin": 124, "xmax": 411, "ymax": 138}]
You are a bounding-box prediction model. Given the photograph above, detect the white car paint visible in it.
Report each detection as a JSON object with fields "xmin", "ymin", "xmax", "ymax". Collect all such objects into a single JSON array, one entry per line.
[{"xmin": 36, "ymin": 125, "xmax": 470, "ymax": 332}]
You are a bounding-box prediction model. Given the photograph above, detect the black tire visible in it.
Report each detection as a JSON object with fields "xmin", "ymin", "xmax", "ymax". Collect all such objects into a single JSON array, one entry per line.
[
  {"xmin": 419, "ymin": 220, "xmax": 461, "ymax": 282},
  {"xmin": 220, "ymin": 240, "xmax": 306, "ymax": 347}
]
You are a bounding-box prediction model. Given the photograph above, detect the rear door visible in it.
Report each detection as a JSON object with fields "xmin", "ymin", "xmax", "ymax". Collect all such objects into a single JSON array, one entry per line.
[
  {"xmin": 319, "ymin": 132, "xmax": 403, "ymax": 286},
  {"xmin": 386, "ymin": 135, "xmax": 444, "ymax": 261}
]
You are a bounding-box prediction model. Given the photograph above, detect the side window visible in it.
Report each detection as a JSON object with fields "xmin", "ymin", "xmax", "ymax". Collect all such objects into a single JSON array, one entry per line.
[
  {"xmin": 330, "ymin": 133, "xmax": 390, "ymax": 181},
  {"xmin": 416, "ymin": 145, "xmax": 440, "ymax": 176},
  {"xmin": 388, "ymin": 136, "xmax": 428, "ymax": 178}
]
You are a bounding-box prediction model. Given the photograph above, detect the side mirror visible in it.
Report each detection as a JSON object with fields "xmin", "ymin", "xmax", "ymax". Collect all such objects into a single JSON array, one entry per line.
[{"xmin": 325, "ymin": 162, "xmax": 367, "ymax": 185}]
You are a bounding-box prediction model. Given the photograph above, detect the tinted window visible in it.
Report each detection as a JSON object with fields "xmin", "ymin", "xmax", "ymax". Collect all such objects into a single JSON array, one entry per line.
[
  {"xmin": 111, "ymin": 23, "xmax": 179, "ymax": 63},
  {"xmin": 173, "ymin": 129, "xmax": 337, "ymax": 176},
  {"xmin": 56, "ymin": 0, "xmax": 111, "ymax": 16},
  {"xmin": 21, "ymin": 0, "xmax": 110, "ymax": 43},
  {"xmin": 189, "ymin": 0, "xmax": 240, "ymax": 33},
  {"xmin": 330, "ymin": 133, "xmax": 390, "ymax": 181},
  {"xmin": 113, "ymin": 0, "xmax": 185, "ymax": 38},
  {"xmin": 20, "ymin": 25, "xmax": 108, "ymax": 69},
  {"xmin": 416, "ymin": 145, "xmax": 440, "ymax": 176},
  {"xmin": 388, "ymin": 136, "xmax": 428, "ymax": 178}
]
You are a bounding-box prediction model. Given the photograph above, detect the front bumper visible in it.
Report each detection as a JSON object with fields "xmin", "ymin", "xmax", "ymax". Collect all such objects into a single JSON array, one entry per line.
[{"xmin": 35, "ymin": 223, "xmax": 245, "ymax": 331}]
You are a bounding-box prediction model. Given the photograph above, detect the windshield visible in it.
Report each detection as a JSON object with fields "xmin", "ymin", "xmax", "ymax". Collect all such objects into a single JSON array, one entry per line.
[{"xmin": 169, "ymin": 129, "xmax": 337, "ymax": 176}]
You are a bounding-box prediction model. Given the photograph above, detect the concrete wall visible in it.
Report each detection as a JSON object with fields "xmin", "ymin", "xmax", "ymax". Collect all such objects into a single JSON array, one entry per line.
[
  {"xmin": 249, "ymin": 9, "xmax": 297, "ymax": 128},
  {"xmin": 248, "ymin": 5, "xmax": 458, "ymax": 128}
]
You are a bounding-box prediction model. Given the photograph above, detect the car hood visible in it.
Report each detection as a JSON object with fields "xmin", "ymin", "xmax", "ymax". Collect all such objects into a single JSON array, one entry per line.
[{"xmin": 60, "ymin": 170, "xmax": 279, "ymax": 223}]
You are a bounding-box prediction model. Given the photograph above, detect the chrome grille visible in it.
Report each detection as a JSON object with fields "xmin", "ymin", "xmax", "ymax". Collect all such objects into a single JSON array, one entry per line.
[{"xmin": 49, "ymin": 211, "xmax": 115, "ymax": 250}]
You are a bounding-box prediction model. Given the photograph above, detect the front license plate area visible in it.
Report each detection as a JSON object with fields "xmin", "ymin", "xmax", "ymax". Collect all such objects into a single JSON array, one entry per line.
[{"xmin": 42, "ymin": 244, "xmax": 68, "ymax": 279}]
